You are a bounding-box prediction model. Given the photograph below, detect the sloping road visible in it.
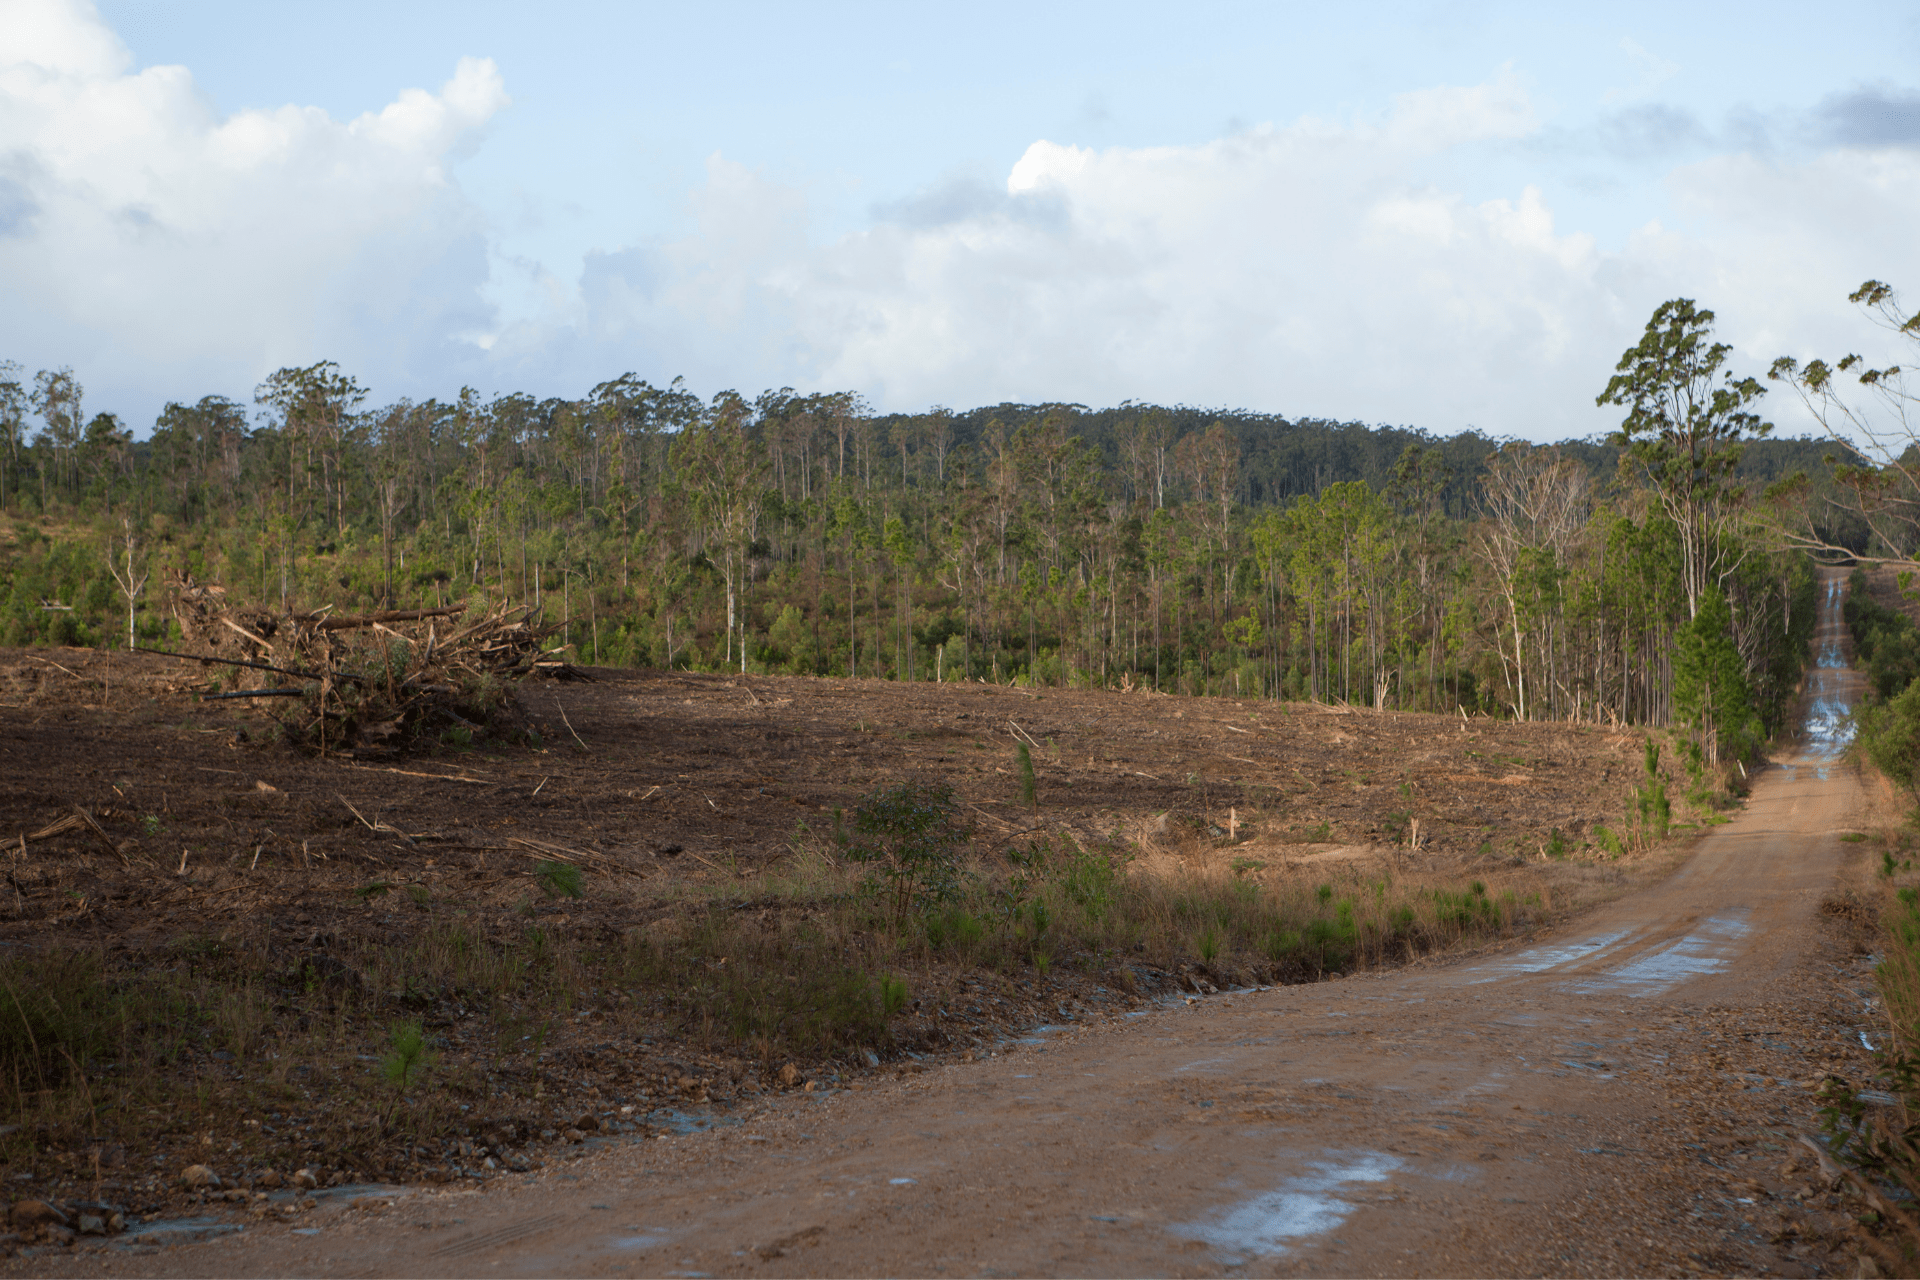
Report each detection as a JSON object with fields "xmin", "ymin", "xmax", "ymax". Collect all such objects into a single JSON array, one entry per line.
[{"xmin": 55, "ymin": 570, "xmax": 1874, "ymax": 1278}]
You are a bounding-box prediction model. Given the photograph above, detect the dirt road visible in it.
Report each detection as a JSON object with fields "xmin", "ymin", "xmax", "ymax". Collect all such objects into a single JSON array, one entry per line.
[{"xmin": 40, "ymin": 569, "xmax": 1883, "ymax": 1278}]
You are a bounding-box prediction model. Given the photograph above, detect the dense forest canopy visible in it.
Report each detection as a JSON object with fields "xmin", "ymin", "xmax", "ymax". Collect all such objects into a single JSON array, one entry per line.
[{"xmin": 4, "ymin": 284, "xmax": 1919, "ymax": 780}]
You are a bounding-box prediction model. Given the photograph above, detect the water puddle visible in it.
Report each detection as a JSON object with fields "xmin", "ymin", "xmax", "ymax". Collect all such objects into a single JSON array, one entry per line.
[
  {"xmin": 1460, "ymin": 930, "xmax": 1632, "ymax": 982},
  {"xmin": 1803, "ymin": 576, "xmax": 1857, "ymax": 755},
  {"xmin": 1804, "ymin": 694, "xmax": 1856, "ymax": 755},
  {"xmin": 1570, "ymin": 910, "xmax": 1752, "ymax": 997},
  {"xmin": 114, "ymin": 1216, "xmax": 246, "ymax": 1248},
  {"xmin": 611, "ymin": 1231, "xmax": 673, "ymax": 1250},
  {"xmin": 1174, "ymin": 1152, "xmax": 1400, "ymax": 1262},
  {"xmin": 634, "ymin": 1108, "xmax": 741, "ymax": 1138}
]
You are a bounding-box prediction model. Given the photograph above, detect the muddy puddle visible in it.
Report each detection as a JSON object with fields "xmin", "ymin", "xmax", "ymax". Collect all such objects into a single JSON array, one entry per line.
[{"xmin": 1176, "ymin": 1151, "xmax": 1403, "ymax": 1263}]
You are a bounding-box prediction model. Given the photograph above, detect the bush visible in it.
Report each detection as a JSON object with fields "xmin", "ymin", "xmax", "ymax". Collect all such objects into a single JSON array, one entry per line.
[
  {"xmin": 1861, "ymin": 680, "xmax": 1920, "ymax": 799},
  {"xmin": 844, "ymin": 779, "xmax": 971, "ymax": 923},
  {"xmin": 1847, "ymin": 568, "xmax": 1920, "ymax": 699},
  {"xmin": 536, "ymin": 861, "xmax": 585, "ymax": 899}
]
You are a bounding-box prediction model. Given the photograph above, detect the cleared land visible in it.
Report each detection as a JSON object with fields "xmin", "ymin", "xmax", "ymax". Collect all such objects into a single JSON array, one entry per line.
[{"xmin": 0, "ymin": 579, "xmax": 1886, "ymax": 1274}]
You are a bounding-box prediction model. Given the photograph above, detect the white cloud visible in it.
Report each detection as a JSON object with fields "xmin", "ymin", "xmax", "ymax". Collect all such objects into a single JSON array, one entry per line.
[
  {"xmin": 0, "ymin": 0, "xmax": 506, "ymax": 417},
  {"xmin": 1605, "ymin": 38, "xmax": 1681, "ymax": 105},
  {"xmin": 744, "ymin": 79, "xmax": 1619, "ymax": 436},
  {"xmin": 563, "ymin": 73, "xmax": 1916, "ymax": 442},
  {"xmin": 6, "ymin": 3, "xmax": 1916, "ymax": 448}
]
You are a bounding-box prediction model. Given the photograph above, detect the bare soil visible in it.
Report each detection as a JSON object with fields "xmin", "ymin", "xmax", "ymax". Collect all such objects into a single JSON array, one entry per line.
[{"xmin": 0, "ymin": 573, "xmax": 1885, "ymax": 1275}]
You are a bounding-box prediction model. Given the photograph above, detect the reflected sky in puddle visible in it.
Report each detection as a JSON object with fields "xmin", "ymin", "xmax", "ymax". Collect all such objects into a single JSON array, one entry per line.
[
  {"xmin": 611, "ymin": 1232, "xmax": 673, "ymax": 1250},
  {"xmin": 1570, "ymin": 909, "xmax": 1752, "ymax": 997},
  {"xmin": 1175, "ymin": 1152, "xmax": 1400, "ymax": 1261},
  {"xmin": 1805, "ymin": 694, "xmax": 1855, "ymax": 755},
  {"xmin": 1461, "ymin": 930, "xmax": 1632, "ymax": 983},
  {"xmin": 117, "ymin": 1216, "xmax": 245, "ymax": 1247},
  {"xmin": 1804, "ymin": 574, "xmax": 1857, "ymax": 756}
]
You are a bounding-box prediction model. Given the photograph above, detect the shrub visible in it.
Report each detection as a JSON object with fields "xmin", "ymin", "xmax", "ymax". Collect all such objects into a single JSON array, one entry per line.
[
  {"xmin": 845, "ymin": 779, "xmax": 971, "ymax": 923},
  {"xmin": 537, "ymin": 861, "xmax": 585, "ymax": 899},
  {"xmin": 924, "ymin": 908, "xmax": 985, "ymax": 953},
  {"xmin": 1861, "ymin": 679, "xmax": 1920, "ymax": 799}
]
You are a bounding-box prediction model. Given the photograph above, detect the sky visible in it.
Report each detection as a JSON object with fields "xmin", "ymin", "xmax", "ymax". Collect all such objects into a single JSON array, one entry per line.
[{"xmin": 3, "ymin": 0, "xmax": 1919, "ymax": 443}]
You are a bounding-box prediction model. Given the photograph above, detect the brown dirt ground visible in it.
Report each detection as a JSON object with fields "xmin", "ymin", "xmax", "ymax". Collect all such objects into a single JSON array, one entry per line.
[{"xmin": 0, "ymin": 634, "xmax": 1859, "ymax": 1273}]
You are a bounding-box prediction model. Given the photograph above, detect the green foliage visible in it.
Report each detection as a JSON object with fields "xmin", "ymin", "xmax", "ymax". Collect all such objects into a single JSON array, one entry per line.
[
  {"xmin": 924, "ymin": 908, "xmax": 986, "ymax": 953},
  {"xmin": 845, "ymin": 779, "xmax": 972, "ymax": 923},
  {"xmin": 1847, "ymin": 569, "xmax": 1920, "ymax": 699},
  {"xmin": 1197, "ymin": 925, "xmax": 1223, "ymax": 964},
  {"xmin": 536, "ymin": 860, "xmax": 585, "ymax": 899},
  {"xmin": 1598, "ymin": 298, "xmax": 1772, "ymax": 617},
  {"xmin": 1592, "ymin": 825, "xmax": 1625, "ymax": 858},
  {"xmin": 1014, "ymin": 742, "xmax": 1037, "ymax": 811},
  {"xmin": 1632, "ymin": 738, "xmax": 1671, "ymax": 842},
  {"xmin": 1860, "ymin": 679, "xmax": 1920, "ymax": 800},
  {"xmin": 380, "ymin": 1019, "xmax": 436, "ymax": 1092},
  {"xmin": 1672, "ymin": 585, "xmax": 1760, "ymax": 766}
]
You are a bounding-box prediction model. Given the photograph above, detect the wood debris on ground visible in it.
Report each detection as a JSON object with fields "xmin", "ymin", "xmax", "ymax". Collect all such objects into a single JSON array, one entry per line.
[{"xmin": 149, "ymin": 570, "xmax": 590, "ymax": 755}]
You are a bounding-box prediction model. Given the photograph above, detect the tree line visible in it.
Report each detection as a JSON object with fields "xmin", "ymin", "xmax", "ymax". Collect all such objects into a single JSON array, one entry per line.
[{"xmin": 7, "ymin": 285, "xmax": 1919, "ymax": 773}]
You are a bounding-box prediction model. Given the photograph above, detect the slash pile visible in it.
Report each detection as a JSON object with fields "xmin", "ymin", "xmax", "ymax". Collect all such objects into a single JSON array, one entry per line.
[{"xmin": 157, "ymin": 573, "xmax": 589, "ymax": 756}]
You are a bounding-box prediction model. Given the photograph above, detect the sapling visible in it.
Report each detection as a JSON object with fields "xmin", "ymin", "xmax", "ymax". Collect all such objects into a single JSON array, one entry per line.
[
  {"xmin": 1015, "ymin": 743, "xmax": 1037, "ymax": 811},
  {"xmin": 380, "ymin": 1019, "xmax": 436, "ymax": 1130}
]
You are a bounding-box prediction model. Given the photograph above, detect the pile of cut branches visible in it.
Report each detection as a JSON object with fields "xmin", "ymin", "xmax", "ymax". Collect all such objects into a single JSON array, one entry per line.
[{"xmin": 148, "ymin": 587, "xmax": 590, "ymax": 756}]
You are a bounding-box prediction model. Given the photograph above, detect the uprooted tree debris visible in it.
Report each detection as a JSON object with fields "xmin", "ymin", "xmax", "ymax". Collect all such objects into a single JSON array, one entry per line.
[{"xmin": 143, "ymin": 572, "xmax": 589, "ymax": 755}]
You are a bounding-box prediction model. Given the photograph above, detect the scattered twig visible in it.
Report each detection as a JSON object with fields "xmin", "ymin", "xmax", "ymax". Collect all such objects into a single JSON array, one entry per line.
[
  {"xmin": 505, "ymin": 835, "xmax": 626, "ymax": 875},
  {"xmin": 1007, "ymin": 720, "xmax": 1045, "ymax": 750},
  {"xmin": 680, "ymin": 849, "xmax": 729, "ymax": 875},
  {"xmin": 965, "ymin": 802, "xmax": 1019, "ymax": 831},
  {"xmin": 338, "ymin": 795, "xmax": 379, "ymax": 832},
  {"xmin": 15, "ymin": 808, "xmax": 128, "ymax": 865},
  {"xmin": 337, "ymin": 794, "xmax": 415, "ymax": 842},
  {"xmin": 556, "ymin": 699, "xmax": 590, "ymax": 752},
  {"xmin": 22, "ymin": 655, "xmax": 83, "ymax": 679},
  {"xmin": 204, "ymin": 688, "xmax": 306, "ymax": 700},
  {"xmin": 530, "ymin": 776, "xmax": 550, "ymax": 797},
  {"xmin": 336, "ymin": 765, "xmax": 490, "ymax": 785}
]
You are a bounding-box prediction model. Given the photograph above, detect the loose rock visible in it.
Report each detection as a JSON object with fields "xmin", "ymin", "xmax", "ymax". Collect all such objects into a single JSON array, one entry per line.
[
  {"xmin": 777, "ymin": 1063, "xmax": 802, "ymax": 1087},
  {"xmin": 180, "ymin": 1164, "xmax": 221, "ymax": 1190},
  {"xmin": 573, "ymin": 1113, "xmax": 600, "ymax": 1131},
  {"xmin": 291, "ymin": 1168, "xmax": 319, "ymax": 1190}
]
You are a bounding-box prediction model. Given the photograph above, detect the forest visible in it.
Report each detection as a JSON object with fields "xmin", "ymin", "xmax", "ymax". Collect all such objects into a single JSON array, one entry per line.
[{"xmin": 1, "ymin": 288, "xmax": 1915, "ymax": 776}]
